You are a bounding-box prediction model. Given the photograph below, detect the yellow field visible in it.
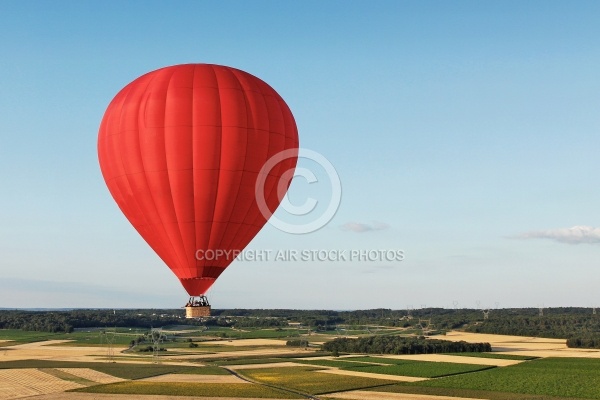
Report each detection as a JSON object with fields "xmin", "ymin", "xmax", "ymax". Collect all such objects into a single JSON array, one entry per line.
[
  {"xmin": 56, "ymin": 368, "xmax": 125, "ymax": 384},
  {"xmin": 375, "ymin": 354, "xmax": 522, "ymax": 366},
  {"xmin": 316, "ymin": 368, "xmax": 429, "ymax": 382},
  {"xmin": 22, "ymin": 394, "xmax": 275, "ymax": 400},
  {"xmin": 0, "ymin": 369, "xmax": 84, "ymax": 399},
  {"xmin": 445, "ymin": 331, "xmax": 600, "ymax": 358},
  {"xmin": 0, "ymin": 340, "xmax": 122, "ymax": 363}
]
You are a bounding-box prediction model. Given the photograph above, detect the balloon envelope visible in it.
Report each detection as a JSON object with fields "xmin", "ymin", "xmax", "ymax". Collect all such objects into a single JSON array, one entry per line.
[{"xmin": 98, "ymin": 64, "xmax": 298, "ymax": 295}]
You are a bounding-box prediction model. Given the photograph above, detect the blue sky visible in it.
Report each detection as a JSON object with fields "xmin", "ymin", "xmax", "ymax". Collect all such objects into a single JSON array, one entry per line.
[{"xmin": 1, "ymin": 1, "xmax": 600, "ymax": 309}]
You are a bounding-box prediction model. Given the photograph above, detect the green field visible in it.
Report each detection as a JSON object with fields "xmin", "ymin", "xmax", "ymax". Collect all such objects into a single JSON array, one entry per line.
[
  {"xmin": 343, "ymin": 356, "xmax": 409, "ymax": 365},
  {"xmin": 399, "ymin": 358, "xmax": 600, "ymax": 399},
  {"xmin": 294, "ymin": 357, "xmax": 493, "ymax": 378},
  {"xmin": 239, "ymin": 366, "xmax": 397, "ymax": 395},
  {"xmin": 369, "ymin": 384, "xmax": 593, "ymax": 400},
  {"xmin": 0, "ymin": 328, "xmax": 149, "ymax": 347},
  {"xmin": 0, "ymin": 329, "xmax": 64, "ymax": 343},
  {"xmin": 226, "ymin": 328, "xmax": 300, "ymax": 339},
  {"xmin": 348, "ymin": 361, "xmax": 494, "ymax": 378},
  {"xmin": 169, "ymin": 326, "xmax": 302, "ymax": 340},
  {"xmin": 0, "ymin": 326, "xmax": 296, "ymax": 346},
  {"xmin": 73, "ymin": 382, "xmax": 303, "ymax": 398}
]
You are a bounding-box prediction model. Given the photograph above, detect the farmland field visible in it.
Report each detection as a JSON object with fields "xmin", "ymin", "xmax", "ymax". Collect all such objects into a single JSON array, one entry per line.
[
  {"xmin": 0, "ymin": 330, "xmax": 61, "ymax": 344},
  {"xmin": 292, "ymin": 358, "xmax": 384, "ymax": 369},
  {"xmin": 293, "ymin": 357, "xmax": 494, "ymax": 378},
  {"xmin": 343, "ymin": 356, "xmax": 410, "ymax": 365},
  {"xmin": 443, "ymin": 352, "xmax": 538, "ymax": 360},
  {"xmin": 238, "ymin": 366, "xmax": 398, "ymax": 394},
  {"xmin": 3, "ymin": 311, "xmax": 600, "ymax": 400},
  {"xmin": 72, "ymin": 381, "xmax": 304, "ymax": 398},
  {"xmin": 395, "ymin": 357, "xmax": 600, "ymax": 399},
  {"xmin": 0, "ymin": 360, "xmax": 227, "ymax": 379},
  {"xmin": 344, "ymin": 361, "xmax": 494, "ymax": 378},
  {"xmin": 212, "ymin": 357, "xmax": 297, "ymax": 366},
  {"xmin": 366, "ymin": 385, "xmax": 594, "ymax": 400}
]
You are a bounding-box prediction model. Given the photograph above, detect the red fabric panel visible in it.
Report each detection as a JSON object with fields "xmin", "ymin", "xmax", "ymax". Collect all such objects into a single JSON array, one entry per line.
[{"xmin": 98, "ymin": 64, "xmax": 299, "ymax": 296}]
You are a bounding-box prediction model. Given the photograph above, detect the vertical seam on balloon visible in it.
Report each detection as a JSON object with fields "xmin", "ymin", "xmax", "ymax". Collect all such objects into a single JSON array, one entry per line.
[
  {"xmin": 162, "ymin": 67, "xmax": 190, "ymax": 278},
  {"xmin": 226, "ymin": 71, "xmax": 264, "ymax": 254},
  {"xmin": 190, "ymin": 65, "xmax": 198, "ymax": 281},
  {"xmin": 198, "ymin": 65, "xmax": 222, "ymax": 287},
  {"xmin": 206, "ymin": 64, "xmax": 224, "ymax": 286},
  {"xmin": 213, "ymin": 68, "xmax": 250, "ymax": 258},
  {"xmin": 230, "ymin": 77, "xmax": 269, "ymax": 253},
  {"xmin": 209, "ymin": 67, "xmax": 249, "ymax": 279},
  {"xmin": 244, "ymin": 81, "xmax": 277, "ymax": 243}
]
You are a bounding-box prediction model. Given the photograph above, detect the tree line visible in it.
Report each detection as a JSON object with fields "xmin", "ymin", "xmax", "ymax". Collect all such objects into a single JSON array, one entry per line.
[
  {"xmin": 321, "ymin": 335, "xmax": 491, "ymax": 355},
  {"xmin": 1, "ymin": 307, "xmax": 599, "ymax": 349},
  {"xmin": 465, "ymin": 309, "xmax": 600, "ymax": 348}
]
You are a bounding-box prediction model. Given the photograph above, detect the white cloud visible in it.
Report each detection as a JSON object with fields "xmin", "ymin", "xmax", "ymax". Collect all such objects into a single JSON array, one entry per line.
[
  {"xmin": 340, "ymin": 221, "xmax": 390, "ymax": 233},
  {"xmin": 518, "ymin": 225, "xmax": 600, "ymax": 244}
]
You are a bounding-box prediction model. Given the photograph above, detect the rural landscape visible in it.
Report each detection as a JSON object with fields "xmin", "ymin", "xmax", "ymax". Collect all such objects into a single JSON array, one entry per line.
[
  {"xmin": 3, "ymin": 2, "xmax": 600, "ymax": 400},
  {"xmin": 2, "ymin": 307, "xmax": 600, "ymax": 400}
]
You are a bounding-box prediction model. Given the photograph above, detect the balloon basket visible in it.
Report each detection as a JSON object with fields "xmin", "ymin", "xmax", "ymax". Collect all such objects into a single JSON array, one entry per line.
[
  {"xmin": 186, "ymin": 306, "xmax": 211, "ymax": 318},
  {"xmin": 185, "ymin": 296, "xmax": 211, "ymax": 318}
]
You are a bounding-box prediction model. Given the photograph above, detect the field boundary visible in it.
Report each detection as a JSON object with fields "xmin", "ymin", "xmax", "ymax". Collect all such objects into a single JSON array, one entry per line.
[{"xmin": 226, "ymin": 367, "xmax": 318, "ymax": 400}]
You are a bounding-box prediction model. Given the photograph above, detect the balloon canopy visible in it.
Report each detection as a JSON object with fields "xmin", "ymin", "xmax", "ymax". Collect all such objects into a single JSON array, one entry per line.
[{"xmin": 98, "ymin": 64, "xmax": 298, "ymax": 296}]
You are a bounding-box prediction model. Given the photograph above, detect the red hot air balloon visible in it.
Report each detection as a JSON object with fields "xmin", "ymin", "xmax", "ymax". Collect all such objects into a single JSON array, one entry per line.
[{"xmin": 98, "ymin": 64, "xmax": 298, "ymax": 312}]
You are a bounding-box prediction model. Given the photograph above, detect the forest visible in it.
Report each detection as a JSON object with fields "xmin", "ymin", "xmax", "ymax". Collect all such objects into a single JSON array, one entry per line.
[{"xmin": 0, "ymin": 307, "xmax": 598, "ymax": 348}]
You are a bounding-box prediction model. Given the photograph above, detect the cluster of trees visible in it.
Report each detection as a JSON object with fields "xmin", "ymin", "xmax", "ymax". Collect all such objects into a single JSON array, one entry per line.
[
  {"xmin": 128, "ymin": 335, "xmax": 147, "ymax": 348},
  {"xmin": 322, "ymin": 335, "xmax": 491, "ymax": 355},
  {"xmin": 566, "ymin": 337, "xmax": 600, "ymax": 349},
  {"xmin": 286, "ymin": 339, "xmax": 309, "ymax": 347},
  {"xmin": 136, "ymin": 345, "xmax": 166, "ymax": 352}
]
